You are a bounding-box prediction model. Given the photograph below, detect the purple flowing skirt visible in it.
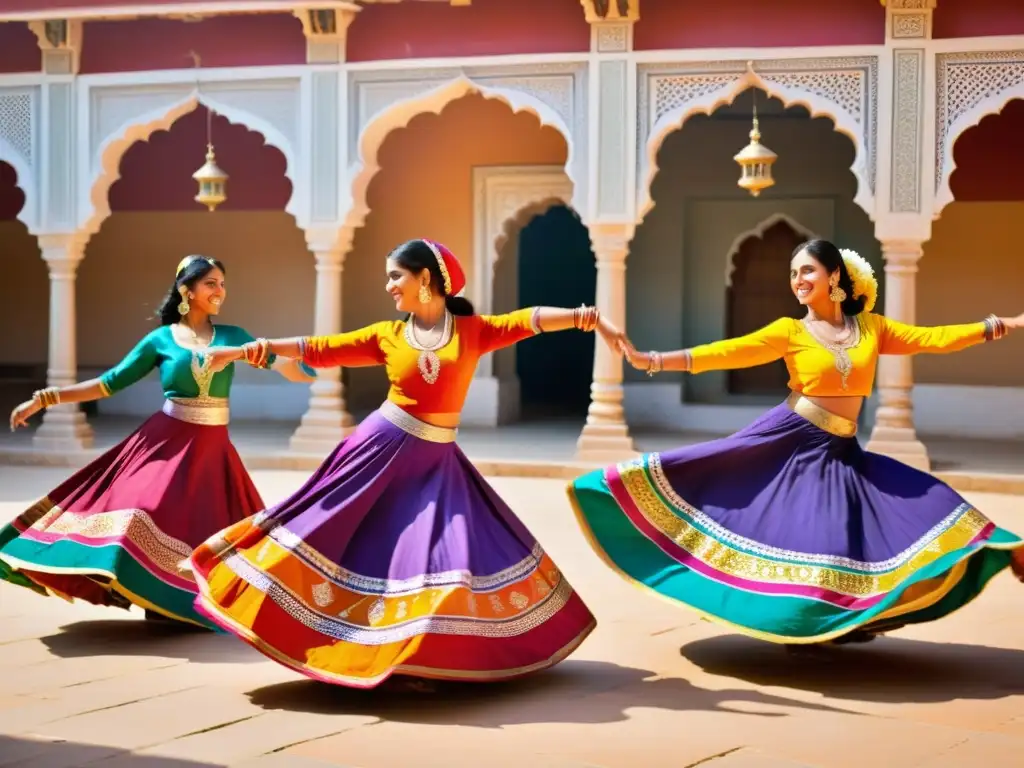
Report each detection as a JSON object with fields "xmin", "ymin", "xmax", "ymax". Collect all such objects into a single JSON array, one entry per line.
[
  {"xmin": 569, "ymin": 398, "xmax": 1022, "ymax": 643},
  {"xmin": 192, "ymin": 404, "xmax": 596, "ymax": 687}
]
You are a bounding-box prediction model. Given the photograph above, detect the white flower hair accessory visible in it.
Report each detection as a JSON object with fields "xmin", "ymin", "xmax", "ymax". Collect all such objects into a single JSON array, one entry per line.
[{"xmin": 839, "ymin": 248, "xmax": 878, "ymax": 313}]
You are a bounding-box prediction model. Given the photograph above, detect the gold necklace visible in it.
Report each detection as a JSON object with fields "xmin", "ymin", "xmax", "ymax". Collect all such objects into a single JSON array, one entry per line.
[
  {"xmin": 802, "ymin": 315, "xmax": 861, "ymax": 390},
  {"xmin": 404, "ymin": 311, "xmax": 452, "ymax": 385},
  {"xmin": 178, "ymin": 321, "xmax": 217, "ymax": 397}
]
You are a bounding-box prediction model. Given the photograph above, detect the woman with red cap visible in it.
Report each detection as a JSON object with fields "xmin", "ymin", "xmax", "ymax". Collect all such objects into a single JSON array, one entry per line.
[{"xmin": 190, "ymin": 238, "xmax": 623, "ymax": 689}]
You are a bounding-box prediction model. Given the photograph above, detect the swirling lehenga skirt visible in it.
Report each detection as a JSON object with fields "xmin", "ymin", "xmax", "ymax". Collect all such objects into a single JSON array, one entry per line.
[
  {"xmin": 0, "ymin": 401, "xmax": 264, "ymax": 628},
  {"xmin": 190, "ymin": 402, "xmax": 595, "ymax": 688},
  {"xmin": 568, "ymin": 394, "xmax": 1022, "ymax": 644}
]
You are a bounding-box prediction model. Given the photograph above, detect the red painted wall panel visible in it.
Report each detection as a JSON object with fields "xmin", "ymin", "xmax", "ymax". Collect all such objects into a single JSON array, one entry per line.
[
  {"xmin": 635, "ymin": 0, "xmax": 885, "ymax": 50},
  {"xmin": 347, "ymin": 0, "xmax": 589, "ymax": 62},
  {"xmin": 79, "ymin": 14, "xmax": 306, "ymax": 74},
  {"xmin": 949, "ymin": 99, "xmax": 1024, "ymax": 202},
  {"xmin": 109, "ymin": 106, "xmax": 292, "ymax": 212},
  {"xmin": 0, "ymin": 161, "xmax": 26, "ymax": 220},
  {"xmin": 933, "ymin": 0, "xmax": 1024, "ymax": 39},
  {"xmin": 0, "ymin": 22, "xmax": 40, "ymax": 73}
]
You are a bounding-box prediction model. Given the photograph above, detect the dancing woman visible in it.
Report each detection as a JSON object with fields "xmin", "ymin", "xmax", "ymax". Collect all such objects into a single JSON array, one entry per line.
[
  {"xmin": 569, "ymin": 239, "xmax": 1024, "ymax": 646},
  {"xmin": 0, "ymin": 255, "xmax": 314, "ymax": 628},
  {"xmin": 189, "ymin": 238, "xmax": 620, "ymax": 688}
]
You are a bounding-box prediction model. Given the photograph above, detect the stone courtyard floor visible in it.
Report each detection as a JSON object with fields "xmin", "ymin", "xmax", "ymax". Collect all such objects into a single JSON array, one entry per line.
[{"xmin": 1, "ymin": 467, "xmax": 1023, "ymax": 768}]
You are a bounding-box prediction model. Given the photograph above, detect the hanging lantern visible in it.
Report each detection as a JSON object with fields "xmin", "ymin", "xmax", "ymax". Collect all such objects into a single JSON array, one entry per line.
[
  {"xmin": 733, "ymin": 80, "xmax": 777, "ymax": 198},
  {"xmin": 193, "ymin": 143, "xmax": 228, "ymax": 211},
  {"xmin": 734, "ymin": 113, "xmax": 777, "ymax": 197}
]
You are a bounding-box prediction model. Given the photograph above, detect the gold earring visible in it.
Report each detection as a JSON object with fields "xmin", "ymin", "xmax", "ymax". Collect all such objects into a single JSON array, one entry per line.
[
  {"xmin": 177, "ymin": 289, "xmax": 190, "ymax": 316},
  {"xmin": 418, "ymin": 284, "xmax": 431, "ymax": 304},
  {"xmin": 829, "ymin": 274, "xmax": 847, "ymax": 304}
]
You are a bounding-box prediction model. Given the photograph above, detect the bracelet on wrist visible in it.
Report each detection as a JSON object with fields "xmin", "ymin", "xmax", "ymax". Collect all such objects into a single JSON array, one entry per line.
[
  {"xmin": 645, "ymin": 352, "xmax": 663, "ymax": 377},
  {"xmin": 984, "ymin": 314, "xmax": 1007, "ymax": 342},
  {"xmin": 572, "ymin": 304, "xmax": 600, "ymax": 333},
  {"xmin": 242, "ymin": 338, "xmax": 271, "ymax": 368},
  {"xmin": 33, "ymin": 387, "xmax": 61, "ymax": 409}
]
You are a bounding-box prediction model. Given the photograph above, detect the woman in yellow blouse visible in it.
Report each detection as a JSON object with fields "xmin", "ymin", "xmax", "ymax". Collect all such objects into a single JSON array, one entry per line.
[
  {"xmin": 188, "ymin": 238, "xmax": 624, "ymax": 688},
  {"xmin": 569, "ymin": 238, "xmax": 1023, "ymax": 647}
]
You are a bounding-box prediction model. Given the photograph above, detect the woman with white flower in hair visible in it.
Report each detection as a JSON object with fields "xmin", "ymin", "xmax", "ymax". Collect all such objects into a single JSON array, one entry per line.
[{"xmin": 569, "ymin": 238, "xmax": 1024, "ymax": 647}]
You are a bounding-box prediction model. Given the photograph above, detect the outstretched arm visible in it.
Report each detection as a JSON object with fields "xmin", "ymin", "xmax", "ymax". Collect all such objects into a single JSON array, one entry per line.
[
  {"xmin": 875, "ymin": 314, "xmax": 1011, "ymax": 355},
  {"xmin": 10, "ymin": 335, "xmax": 158, "ymax": 430},
  {"xmin": 622, "ymin": 318, "xmax": 792, "ymax": 375},
  {"xmin": 206, "ymin": 323, "xmax": 388, "ymax": 373},
  {"xmin": 478, "ymin": 306, "xmax": 625, "ymax": 355}
]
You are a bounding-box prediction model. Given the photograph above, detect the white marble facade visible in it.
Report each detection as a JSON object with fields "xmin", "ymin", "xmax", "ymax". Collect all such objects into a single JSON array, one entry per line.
[{"xmin": 2, "ymin": 3, "xmax": 1024, "ymax": 468}]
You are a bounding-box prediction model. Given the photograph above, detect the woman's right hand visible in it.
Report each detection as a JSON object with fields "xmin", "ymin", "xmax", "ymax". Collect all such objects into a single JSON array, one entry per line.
[
  {"xmin": 10, "ymin": 399, "xmax": 41, "ymax": 431},
  {"xmin": 205, "ymin": 346, "xmax": 243, "ymax": 374},
  {"xmin": 619, "ymin": 339, "xmax": 653, "ymax": 372}
]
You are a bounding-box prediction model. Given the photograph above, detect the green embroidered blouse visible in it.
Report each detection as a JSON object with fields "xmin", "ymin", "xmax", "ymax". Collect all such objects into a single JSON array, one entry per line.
[{"xmin": 99, "ymin": 324, "xmax": 278, "ymax": 400}]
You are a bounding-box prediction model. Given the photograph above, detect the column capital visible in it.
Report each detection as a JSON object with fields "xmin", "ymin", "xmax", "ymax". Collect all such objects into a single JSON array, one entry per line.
[
  {"xmin": 880, "ymin": 240, "xmax": 924, "ymax": 271},
  {"xmin": 305, "ymin": 225, "xmax": 354, "ymax": 263},
  {"xmin": 588, "ymin": 223, "xmax": 633, "ymax": 262},
  {"xmin": 37, "ymin": 234, "xmax": 87, "ymax": 272}
]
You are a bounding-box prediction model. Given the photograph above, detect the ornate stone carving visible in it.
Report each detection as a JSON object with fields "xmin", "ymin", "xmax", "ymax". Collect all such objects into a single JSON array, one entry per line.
[
  {"xmin": 596, "ymin": 23, "xmax": 629, "ymax": 53},
  {"xmin": 891, "ymin": 49, "xmax": 924, "ymax": 213},
  {"xmin": 935, "ymin": 50, "xmax": 1024, "ymax": 207},
  {"xmin": 0, "ymin": 91, "xmax": 34, "ymax": 165},
  {"xmin": 891, "ymin": 13, "xmax": 927, "ymax": 39},
  {"xmin": 638, "ymin": 57, "xmax": 878, "ymax": 218}
]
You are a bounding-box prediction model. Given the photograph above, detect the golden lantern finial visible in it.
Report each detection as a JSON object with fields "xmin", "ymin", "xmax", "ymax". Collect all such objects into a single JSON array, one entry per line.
[
  {"xmin": 188, "ymin": 50, "xmax": 228, "ymax": 212},
  {"xmin": 733, "ymin": 63, "xmax": 777, "ymax": 197}
]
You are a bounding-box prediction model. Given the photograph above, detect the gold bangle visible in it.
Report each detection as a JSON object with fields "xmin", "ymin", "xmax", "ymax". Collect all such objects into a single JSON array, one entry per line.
[{"xmin": 33, "ymin": 387, "xmax": 61, "ymax": 409}]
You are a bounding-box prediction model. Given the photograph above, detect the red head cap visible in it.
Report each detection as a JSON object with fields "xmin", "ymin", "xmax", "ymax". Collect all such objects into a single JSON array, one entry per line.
[{"xmin": 420, "ymin": 239, "xmax": 466, "ymax": 297}]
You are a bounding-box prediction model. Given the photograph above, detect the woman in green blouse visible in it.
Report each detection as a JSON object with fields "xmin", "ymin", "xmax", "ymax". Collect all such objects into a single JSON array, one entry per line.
[{"xmin": 0, "ymin": 255, "xmax": 313, "ymax": 628}]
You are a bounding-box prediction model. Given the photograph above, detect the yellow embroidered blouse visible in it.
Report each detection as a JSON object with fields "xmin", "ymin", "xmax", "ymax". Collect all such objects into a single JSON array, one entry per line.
[
  {"xmin": 301, "ymin": 308, "xmax": 540, "ymax": 420},
  {"xmin": 687, "ymin": 313, "xmax": 987, "ymax": 397}
]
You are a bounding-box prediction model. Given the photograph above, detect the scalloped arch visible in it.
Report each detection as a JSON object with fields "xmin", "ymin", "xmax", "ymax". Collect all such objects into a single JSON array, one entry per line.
[
  {"xmin": 494, "ymin": 196, "xmax": 578, "ymax": 258},
  {"xmin": 0, "ymin": 141, "xmax": 36, "ymax": 231},
  {"xmin": 640, "ymin": 73, "xmax": 871, "ymax": 222},
  {"xmin": 724, "ymin": 212, "xmax": 818, "ymax": 287},
  {"xmin": 934, "ymin": 88, "xmax": 1024, "ymax": 218},
  {"xmin": 82, "ymin": 92, "xmax": 298, "ymax": 236},
  {"xmin": 347, "ymin": 76, "xmax": 577, "ymax": 230}
]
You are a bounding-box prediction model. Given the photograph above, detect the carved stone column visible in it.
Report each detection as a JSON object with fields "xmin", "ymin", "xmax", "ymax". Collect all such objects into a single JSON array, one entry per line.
[
  {"xmin": 289, "ymin": 228, "xmax": 356, "ymax": 455},
  {"xmin": 34, "ymin": 234, "xmax": 94, "ymax": 452},
  {"xmin": 865, "ymin": 241, "xmax": 930, "ymax": 472},
  {"xmin": 576, "ymin": 225, "xmax": 635, "ymax": 461}
]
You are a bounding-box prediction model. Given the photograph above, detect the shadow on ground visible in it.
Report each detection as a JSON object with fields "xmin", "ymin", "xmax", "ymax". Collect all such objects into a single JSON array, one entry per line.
[
  {"xmin": 246, "ymin": 658, "xmax": 857, "ymax": 727},
  {"xmin": 680, "ymin": 634, "xmax": 1024, "ymax": 703},
  {"xmin": 0, "ymin": 735, "xmax": 221, "ymax": 767},
  {"xmin": 39, "ymin": 619, "xmax": 264, "ymax": 665}
]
